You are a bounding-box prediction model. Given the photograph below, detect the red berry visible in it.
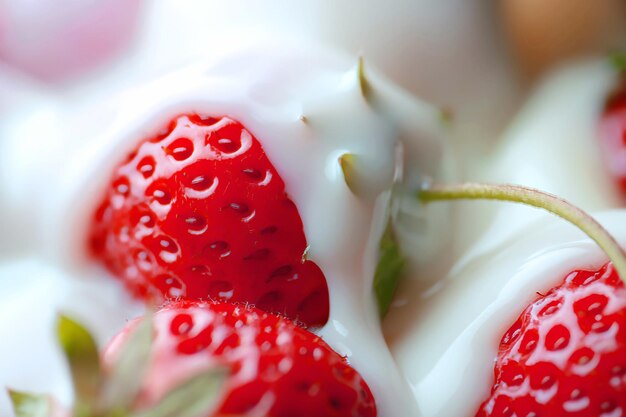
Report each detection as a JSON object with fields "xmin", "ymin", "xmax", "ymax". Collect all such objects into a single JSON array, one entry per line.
[
  {"xmin": 598, "ymin": 83, "xmax": 626, "ymax": 195},
  {"xmin": 477, "ymin": 262, "xmax": 626, "ymax": 417},
  {"xmin": 104, "ymin": 301, "xmax": 377, "ymax": 417},
  {"xmin": 90, "ymin": 114, "xmax": 330, "ymax": 328}
]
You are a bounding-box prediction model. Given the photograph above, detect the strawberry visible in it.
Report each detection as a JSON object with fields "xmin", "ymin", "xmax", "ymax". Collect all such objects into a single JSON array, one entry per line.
[
  {"xmin": 9, "ymin": 311, "xmax": 230, "ymax": 417},
  {"xmin": 476, "ymin": 262, "xmax": 626, "ymax": 417},
  {"xmin": 104, "ymin": 300, "xmax": 377, "ymax": 417},
  {"xmin": 598, "ymin": 74, "xmax": 626, "ymax": 195},
  {"xmin": 90, "ymin": 114, "xmax": 330, "ymax": 328}
]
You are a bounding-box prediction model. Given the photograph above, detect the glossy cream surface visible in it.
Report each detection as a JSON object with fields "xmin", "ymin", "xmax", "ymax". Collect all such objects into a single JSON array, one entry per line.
[
  {"xmin": 457, "ymin": 59, "xmax": 622, "ymax": 261},
  {"xmin": 137, "ymin": 1, "xmax": 519, "ymax": 178},
  {"xmin": 0, "ymin": 40, "xmax": 447, "ymax": 417},
  {"xmin": 384, "ymin": 58, "xmax": 625, "ymax": 416},
  {"xmin": 387, "ymin": 210, "xmax": 626, "ymax": 416}
]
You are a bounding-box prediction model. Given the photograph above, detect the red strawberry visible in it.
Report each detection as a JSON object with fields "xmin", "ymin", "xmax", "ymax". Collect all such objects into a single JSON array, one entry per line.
[
  {"xmin": 598, "ymin": 80, "xmax": 626, "ymax": 195},
  {"xmin": 477, "ymin": 262, "xmax": 626, "ymax": 417},
  {"xmin": 104, "ymin": 300, "xmax": 377, "ymax": 417},
  {"xmin": 90, "ymin": 114, "xmax": 329, "ymax": 328}
]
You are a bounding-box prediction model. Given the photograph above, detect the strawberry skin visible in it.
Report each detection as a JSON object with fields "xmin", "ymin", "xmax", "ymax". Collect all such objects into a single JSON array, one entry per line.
[
  {"xmin": 104, "ymin": 301, "xmax": 377, "ymax": 417},
  {"xmin": 477, "ymin": 262, "xmax": 626, "ymax": 417},
  {"xmin": 598, "ymin": 83, "xmax": 626, "ymax": 195},
  {"xmin": 90, "ymin": 114, "xmax": 330, "ymax": 328}
]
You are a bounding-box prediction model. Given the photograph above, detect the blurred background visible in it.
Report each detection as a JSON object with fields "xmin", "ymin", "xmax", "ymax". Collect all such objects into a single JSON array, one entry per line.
[
  {"xmin": 1, "ymin": 0, "xmax": 626, "ymax": 156},
  {"xmin": 2, "ymin": 1, "xmax": 626, "ymax": 84}
]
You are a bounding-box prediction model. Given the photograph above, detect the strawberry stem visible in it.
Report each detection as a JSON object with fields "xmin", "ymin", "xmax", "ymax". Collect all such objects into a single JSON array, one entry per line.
[{"xmin": 419, "ymin": 182, "xmax": 626, "ymax": 281}]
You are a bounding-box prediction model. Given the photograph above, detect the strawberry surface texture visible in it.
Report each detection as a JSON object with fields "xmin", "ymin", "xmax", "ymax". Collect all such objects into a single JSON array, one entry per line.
[
  {"xmin": 477, "ymin": 262, "xmax": 626, "ymax": 417},
  {"xmin": 104, "ymin": 300, "xmax": 377, "ymax": 417},
  {"xmin": 90, "ymin": 114, "xmax": 330, "ymax": 328}
]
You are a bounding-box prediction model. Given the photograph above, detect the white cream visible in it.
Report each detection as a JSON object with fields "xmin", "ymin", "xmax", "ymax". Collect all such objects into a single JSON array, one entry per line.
[
  {"xmin": 384, "ymin": 57, "xmax": 626, "ymax": 416},
  {"xmin": 459, "ymin": 58, "xmax": 622, "ymax": 258},
  {"xmin": 0, "ymin": 40, "xmax": 448, "ymax": 417},
  {"xmin": 0, "ymin": 70, "xmax": 71, "ymax": 263},
  {"xmin": 4, "ymin": 3, "xmax": 612, "ymax": 417},
  {"xmin": 137, "ymin": 1, "xmax": 520, "ymax": 176},
  {"xmin": 0, "ymin": 258, "xmax": 142, "ymax": 413},
  {"xmin": 388, "ymin": 210, "xmax": 626, "ymax": 417},
  {"xmin": 489, "ymin": 59, "xmax": 620, "ymax": 208}
]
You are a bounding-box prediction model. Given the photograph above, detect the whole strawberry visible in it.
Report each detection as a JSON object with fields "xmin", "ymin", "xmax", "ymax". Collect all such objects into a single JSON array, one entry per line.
[
  {"xmin": 477, "ymin": 262, "xmax": 626, "ymax": 417},
  {"xmin": 90, "ymin": 114, "xmax": 329, "ymax": 327},
  {"xmin": 105, "ymin": 301, "xmax": 377, "ymax": 417}
]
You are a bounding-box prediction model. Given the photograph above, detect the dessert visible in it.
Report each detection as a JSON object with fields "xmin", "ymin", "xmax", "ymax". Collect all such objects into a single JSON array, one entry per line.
[
  {"xmin": 0, "ymin": 39, "xmax": 445, "ymax": 417},
  {"xmin": 387, "ymin": 208, "xmax": 626, "ymax": 416},
  {"xmin": 2, "ymin": 3, "xmax": 626, "ymax": 417}
]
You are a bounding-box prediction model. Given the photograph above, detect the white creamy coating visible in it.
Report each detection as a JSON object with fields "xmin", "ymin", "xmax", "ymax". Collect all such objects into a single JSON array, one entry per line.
[
  {"xmin": 384, "ymin": 58, "xmax": 626, "ymax": 416},
  {"xmin": 0, "ymin": 259, "xmax": 142, "ymax": 413},
  {"xmin": 140, "ymin": 0, "xmax": 519, "ymax": 176},
  {"xmin": 3, "ymin": 4, "xmax": 624, "ymax": 417},
  {"xmin": 389, "ymin": 210, "xmax": 626, "ymax": 417},
  {"xmin": 0, "ymin": 39, "xmax": 447, "ymax": 416},
  {"xmin": 457, "ymin": 59, "xmax": 622, "ymax": 257}
]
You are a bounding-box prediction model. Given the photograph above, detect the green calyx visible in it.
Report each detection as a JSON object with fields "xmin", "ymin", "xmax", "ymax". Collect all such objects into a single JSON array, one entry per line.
[
  {"xmin": 374, "ymin": 220, "xmax": 405, "ymax": 317},
  {"xmin": 57, "ymin": 315, "xmax": 102, "ymax": 416},
  {"xmin": 8, "ymin": 315, "xmax": 227, "ymax": 417},
  {"xmin": 419, "ymin": 182, "xmax": 626, "ymax": 282},
  {"xmin": 8, "ymin": 391, "xmax": 53, "ymax": 417}
]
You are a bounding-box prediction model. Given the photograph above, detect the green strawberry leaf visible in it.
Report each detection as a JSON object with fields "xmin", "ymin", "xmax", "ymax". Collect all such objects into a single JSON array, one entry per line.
[
  {"xmin": 56, "ymin": 314, "xmax": 102, "ymax": 416},
  {"xmin": 8, "ymin": 390, "xmax": 52, "ymax": 417},
  {"xmin": 102, "ymin": 315, "xmax": 153, "ymax": 413},
  {"xmin": 132, "ymin": 367, "xmax": 228, "ymax": 417},
  {"xmin": 373, "ymin": 220, "xmax": 405, "ymax": 317}
]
